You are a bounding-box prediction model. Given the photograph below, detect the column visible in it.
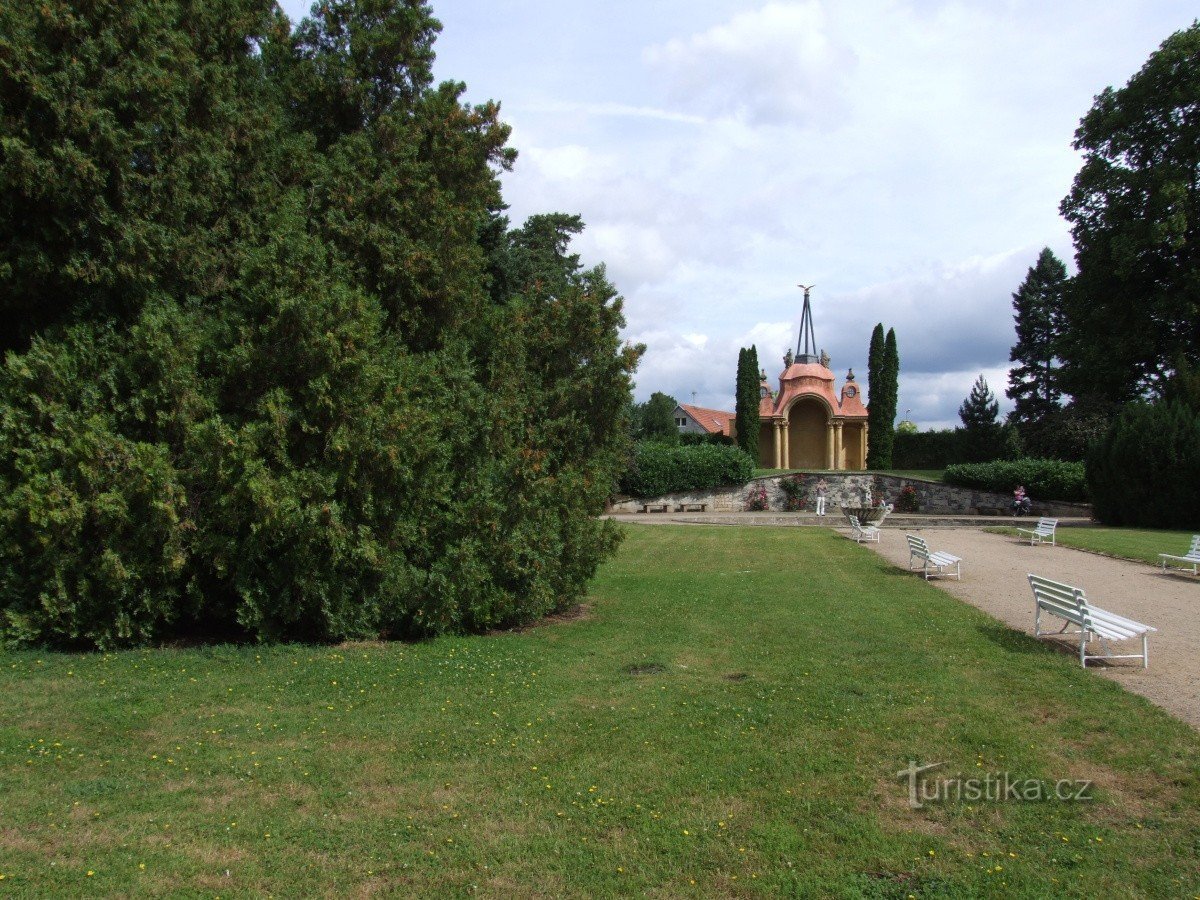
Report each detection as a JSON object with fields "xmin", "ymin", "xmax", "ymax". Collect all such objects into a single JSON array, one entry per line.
[
  {"xmin": 773, "ymin": 421, "xmax": 783, "ymax": 469},
  {"xmin": 825, "ymin": 423, "xmax": 835, "ymax": 471},
  {"xmin": 781, "ymin": 419, "xmax": 790, "ymax": 469},
  {"xmin": 861, "ymin": 423, "xmax": 869, "ymax": 471},
  {"xmin": 834, "ymin": 421, "xmax": 844, "ymax": 471}
]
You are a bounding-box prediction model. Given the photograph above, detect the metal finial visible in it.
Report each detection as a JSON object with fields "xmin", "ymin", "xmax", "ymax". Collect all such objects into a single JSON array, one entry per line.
[{"xmin": 795, "ymin": 283, "xmax": 819, "ymax": 362}]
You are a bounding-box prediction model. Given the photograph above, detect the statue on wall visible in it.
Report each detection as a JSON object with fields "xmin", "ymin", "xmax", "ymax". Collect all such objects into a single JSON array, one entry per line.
[
  {"xmin": 784, "ymin": 348, "xmax": 794, "ymax": 368},
  {"xmin": 819, "ymin": 349, "xmax": 830, "ymax": 368}
]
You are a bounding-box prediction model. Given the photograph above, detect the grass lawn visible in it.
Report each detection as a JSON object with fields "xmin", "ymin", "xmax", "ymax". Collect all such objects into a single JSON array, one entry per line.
[
  {"xmin": 3, "ymin": 526, "xmax": 1199, "ymax": 896},
  {"xmin": 986, "ymin": 525, "xmax": 1197, "ymax": 567}
]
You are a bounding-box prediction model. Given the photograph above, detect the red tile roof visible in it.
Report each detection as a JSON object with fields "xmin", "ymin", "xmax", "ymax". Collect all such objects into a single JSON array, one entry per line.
[{"xmin": 679, "ymin": 403, "xmax": 735, "ymax": 435}]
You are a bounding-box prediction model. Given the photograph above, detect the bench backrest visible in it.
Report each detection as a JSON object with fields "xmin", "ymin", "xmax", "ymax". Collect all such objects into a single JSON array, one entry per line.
[
  {"xmin": 906, "ymin": 534, "xmax": 930, "ymax": 557},
  {"xmin": 1035, "ymin": 517, "xmax": 1058, "ymax": 533},
  {"xmin": 1185, "ymin": 535, "xmax": 1200, "ymax": 558},
  {"xmin": 1028, "ymin": 574, "xmax": 1090, "ymax": 627}
]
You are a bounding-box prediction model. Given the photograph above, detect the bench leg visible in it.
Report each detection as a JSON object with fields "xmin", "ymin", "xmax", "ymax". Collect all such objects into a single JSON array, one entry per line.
[
  {"xmin": 1080, "ymin": 632, "xmax": 1088, "ymax": 668},
  {"xmin": 1143, "ymin": 634, "xmax": 1149, "ymax": 669}
]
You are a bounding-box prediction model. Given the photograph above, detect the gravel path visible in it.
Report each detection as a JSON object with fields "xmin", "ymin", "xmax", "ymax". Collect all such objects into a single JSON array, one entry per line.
[{"xmin": 861, "ymin": 527, "xmax": 1200, "ymax": 729}]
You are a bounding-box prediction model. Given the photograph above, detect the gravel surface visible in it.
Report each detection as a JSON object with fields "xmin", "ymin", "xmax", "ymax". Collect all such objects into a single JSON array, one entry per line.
[{"xmin": 861, "ymin": 526, "xmax": 1200, "ymax": 729}]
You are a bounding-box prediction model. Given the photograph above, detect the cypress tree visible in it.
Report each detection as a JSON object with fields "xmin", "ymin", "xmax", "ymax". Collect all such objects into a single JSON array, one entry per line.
[
  {"xmin": 866, "ymin": 324, "xmax": 886, "ymax": 468},
  {"xmin": 734, "ymin": 346, "xmax": 760, "ymax": 463},
  {"xmin": 877, "ymin": 327, "xmax": 899, "ymax": 468}
]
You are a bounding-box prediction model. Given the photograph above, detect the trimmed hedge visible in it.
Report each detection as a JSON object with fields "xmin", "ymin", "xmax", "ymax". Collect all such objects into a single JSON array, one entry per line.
[
  {"xmin": 943, "ymin": 459, "xmax": 1088, "ymax": 502},
  {"xmin": 892, "ymin": 429, "xmax": 962, "ymax": 468},
  {"xmin": 620, "ymin": 443, "xmax": 755, "ymax": 498},
  {"xmin": 1087, "ymin": 401, "xmax": 1200, "ymax": 528}
]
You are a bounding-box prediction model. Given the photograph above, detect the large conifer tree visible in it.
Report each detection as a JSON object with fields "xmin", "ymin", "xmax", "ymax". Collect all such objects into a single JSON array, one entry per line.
[
  {"xmin": 0, "ymin": 0, "xmax": 640, "ymax": 649},
  {"xmin": 1006, "ymin": 248, "xmax": 1066, "ymax": 428}
]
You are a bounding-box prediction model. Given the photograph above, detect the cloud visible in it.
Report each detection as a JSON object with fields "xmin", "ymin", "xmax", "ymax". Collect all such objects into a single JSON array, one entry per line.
[{"xmin": 643, "ymin": 1, "xmax": 856, "ymax": 126}]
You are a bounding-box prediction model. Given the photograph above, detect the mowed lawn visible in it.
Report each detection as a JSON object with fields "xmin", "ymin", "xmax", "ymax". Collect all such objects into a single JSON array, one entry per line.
[
  {"xmin": 988, "ymin": 525, "xmax": 1198, "ymax": 568},
  {"xmin": 2, "ymin": 527, "xmax": 1199, "ymax": 897}
]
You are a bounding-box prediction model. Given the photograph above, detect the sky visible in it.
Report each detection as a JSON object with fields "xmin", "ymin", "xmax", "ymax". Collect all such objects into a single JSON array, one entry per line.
[{"xmin": 279, "ymin": 0, "xmax": 1197, "ymax": 428}]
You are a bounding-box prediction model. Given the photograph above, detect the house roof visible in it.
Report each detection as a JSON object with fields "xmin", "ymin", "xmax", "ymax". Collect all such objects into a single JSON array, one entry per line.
[{"xmin": 678, "ymin": 403, "xmax": 735, "ymax": 435}]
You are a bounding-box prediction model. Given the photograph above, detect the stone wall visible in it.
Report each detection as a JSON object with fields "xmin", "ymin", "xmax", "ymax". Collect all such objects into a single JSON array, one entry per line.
[{"xmin": 609, "ymin": 472, "xmax": 1092, "ymax": 518}]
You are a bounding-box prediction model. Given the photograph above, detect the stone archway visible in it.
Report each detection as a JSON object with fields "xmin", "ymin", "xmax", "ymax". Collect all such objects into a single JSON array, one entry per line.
[{"xmin": 786, "ymin": 399, "xmax": 829, "ymax": 468}]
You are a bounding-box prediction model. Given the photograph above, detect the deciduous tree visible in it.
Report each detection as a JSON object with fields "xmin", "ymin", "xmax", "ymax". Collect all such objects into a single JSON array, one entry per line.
[{"xmin": 1059, "ymin": 22, "xmax": 1200, "ymax": 401}]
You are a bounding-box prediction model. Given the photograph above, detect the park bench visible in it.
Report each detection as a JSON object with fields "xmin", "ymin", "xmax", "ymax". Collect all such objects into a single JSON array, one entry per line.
[
  {"xmin": 675, "ymin": 502, "xmax": 708, "ymax": 513},
  {"xmin": 639, "ymin": 503, "xmax": 669, "ymax": 513},
  {"xmin": 905, "ymin": 534, "xmax": 962, "ymax": 580},
  {"xmin": 1016, "ymin": 517, "xmax": 1058, "ymax": 546},
  {"xmin": 1028, "ymin": 574, "xmax": 1156, "ymax": 668},
  {"xmin": 847, "ymin": 515, "xmax": 880, "ymax": 543},
  {"xmin": 1159, "ymin": 534, "xmax": 1200, "ymax": 575}
]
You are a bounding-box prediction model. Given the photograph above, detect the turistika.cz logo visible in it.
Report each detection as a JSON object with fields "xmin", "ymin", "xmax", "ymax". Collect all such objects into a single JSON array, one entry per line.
[{"xmin": 896, "ymin": 761, "xmax": 1094, "ymax": 809}]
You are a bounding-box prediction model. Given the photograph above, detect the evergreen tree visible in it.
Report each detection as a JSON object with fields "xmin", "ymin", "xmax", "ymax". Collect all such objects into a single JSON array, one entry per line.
[
  {"xmin": 636, "ymin": 392, "xmax": 680, "ymax": 443},
  {"xmin": 958, "ymin": 375, "xmax": 1003, "ymax": 463},
  {"xmin": 866, "ymin": 324, "xmax": 886, "ymax": 468},
  {"xmin": 0, "ymin": 0, "xmax": 640, "ymax": 649},
  {"xmin": 877, "ymin": 327, "xmax": 899, "ymax": 468},
  {"xmin": 1006, "ymin": 248, "xmax": 1066, "ymax": 428},
  {"xmin": 734, "ymin": 346, "xmax": 761, "ymax": 462}
]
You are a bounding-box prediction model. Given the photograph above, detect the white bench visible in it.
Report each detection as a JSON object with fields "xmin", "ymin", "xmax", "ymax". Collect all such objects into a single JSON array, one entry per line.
[
  {"xmin": 1159, "ymin": 535, "xmax": 1200, "ymax": 575},
  {"xmin": 847, "ymin": 515, "xmax": 880, "ymax": 543},
  {"xmin": 905, "ymin": 534, "xmax": 961, "ymax": 580},
  {"xmin": 1028, "ymin": 574, "xmax": 1156, "ymax": 668},
  {"xmin": 1016, "ymin": 517, "xmax": 1058, "ymax": 546}
]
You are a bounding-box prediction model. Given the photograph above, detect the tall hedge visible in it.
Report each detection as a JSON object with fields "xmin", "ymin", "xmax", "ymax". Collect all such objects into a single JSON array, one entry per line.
[
  {"xmin": 620, "ymin": 444, "xmax": 755, "ymax": 498},
  {"xmin": 0, "ymin": 1, "xmax": 639, "ymax": 648},
  {"xmin": 1087, "ymin": 401, "xmax": 1200, "ymax": 527},
  {"xmin": 944, "ymin": 459, "xmax": 1089, "ymax": 502}
]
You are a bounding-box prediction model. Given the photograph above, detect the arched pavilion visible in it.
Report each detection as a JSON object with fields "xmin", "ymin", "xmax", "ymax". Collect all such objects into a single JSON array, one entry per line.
[{"xmin": 756, "ymin": 288, "xmax": 869, "ymax": 470}]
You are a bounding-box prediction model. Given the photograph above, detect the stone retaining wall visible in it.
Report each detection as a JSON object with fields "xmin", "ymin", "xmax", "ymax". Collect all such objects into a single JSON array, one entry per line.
[{"xmin": 609, "ymin": 472, "xmax": 1092, "ymax": 519}]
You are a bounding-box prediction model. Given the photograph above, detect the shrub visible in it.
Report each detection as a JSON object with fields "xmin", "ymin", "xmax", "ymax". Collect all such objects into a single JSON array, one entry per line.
[
  {"xmin": 744, "ymin": 484, "xmax": 769, "ymax": 511},
  {"xmin": 778, "ymin": 474, "xmax": 808, "ymax": 511},
  {"xmin": 620, "ymin": 443, "xmax": 755, "ymax": 498},
  {"xmin": 1087, "ymin": 401, "xmax": 1200, "ymax": 528},
  {"xmin": 943, "ymin": 459, "xmax": 1088, "ymax": 502},
  {"xmin": 679, "ymin": 431, "xmax": 734, "ymax": 447},
  {"xmin": 895, "ymin": 484, "xmax": 920, "ymax": 512}
]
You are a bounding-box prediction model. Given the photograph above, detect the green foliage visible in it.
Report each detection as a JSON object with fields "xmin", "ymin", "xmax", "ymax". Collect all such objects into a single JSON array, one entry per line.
[
  {"xmin": 0, "ymin": 0, "xmax": 638, "ymax": 648},
  {"xmin": 895, "ymin": 419, "xmax": 918, "ymax": 435},
  {"xmin": 1087, "ymin": 401, "xmax": 1200, "ymax": 527},
  {"xmin": 895, "ymin": 484, "xmax": 920, "ymax": 512},
  {"xmin": 778, "ymin": 474, "xmax": 808, "ymax": 511},
  {"xmin": 633, "ymin": 391, "xmax": 679, "ymax": 444},
  {"xmin": 1059, "ymin": 23, "xmax": 1200, "ymax": 402},
  {"xmin": 679, "ymin": 431, "xmax": 733, "ymax": 447},
  {"xmin": 877, "ymin": 327, "xmax": 899, "ymax": 466},
  {"xmin": 1017, "ymin": 402, "xmax": 1113, "ymax": 461},
  {"xmin": 734, "ymin": 345, "xmax": 761, "ymax": 463},
  {"xmin": 958, "ymin": 375, "xmax": 1003, "ymax": 463},
  {"xmin": 944, "ymin": 459, "xmax": 1089, "ymax": 502},
  {"xmin": 1007, "ymin": 248, "xmax": 1066, "ymax": 429},
  {"xmin": 866, "ymin": 324, "xmax": 886, "ymax": 468},
  {"xmin": 892, "ymin": 429, "xmax": 962, "ymax": 468},
  {"xmin": 620, "ymin": 443, "xmax": 754, "ymax": 499}
]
